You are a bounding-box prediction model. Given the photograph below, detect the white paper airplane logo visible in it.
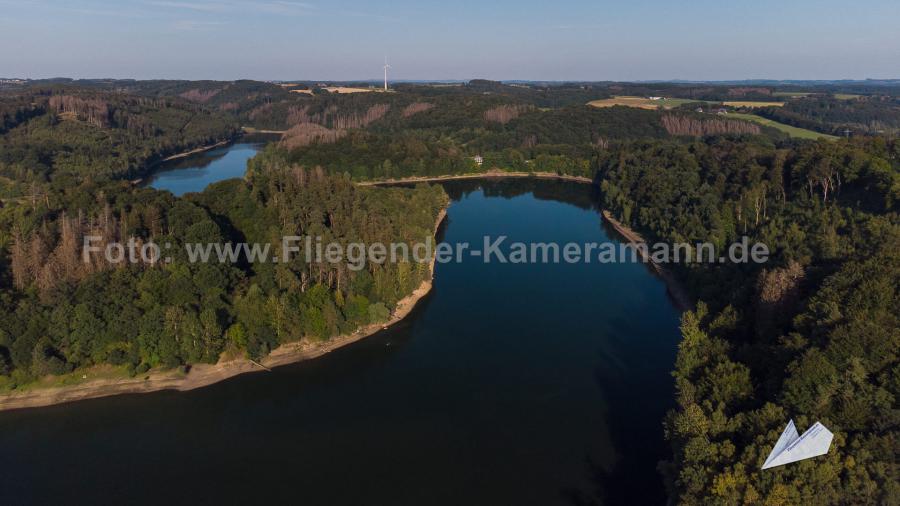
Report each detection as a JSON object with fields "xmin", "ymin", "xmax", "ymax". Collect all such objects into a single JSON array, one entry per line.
[{"xmin": 761, "ymin": 419, "xmax": 834, "ymax": 469}]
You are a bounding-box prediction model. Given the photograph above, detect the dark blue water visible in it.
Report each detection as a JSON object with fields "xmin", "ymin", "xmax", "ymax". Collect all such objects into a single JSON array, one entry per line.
[
  {"xmin": 0, "ymin": 179, "xmax": 681, "ymax": 505},
  {"xmin": 146, "ymin": 141, "xmax": 266, "ymax": 196}
]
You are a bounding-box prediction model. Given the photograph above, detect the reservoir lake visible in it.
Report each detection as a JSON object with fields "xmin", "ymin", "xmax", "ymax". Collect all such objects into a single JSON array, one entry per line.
[{"xmin": 0, "ymin": 143, "xmax": 682, "ymax": 505}]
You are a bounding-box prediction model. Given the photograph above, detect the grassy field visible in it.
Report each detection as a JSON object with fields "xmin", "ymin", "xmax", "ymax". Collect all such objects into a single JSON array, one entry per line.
[
  {"xmin": 728, "ymin": 112, "xmax": 838, "ymax": 140},
  {"xmin": 0, "ymin": 364, "xmax": 135, "ymax": 393},
  {"xmin": 587, "ymin": 96, "xmax": 700, "ymax": 110},
  {"xmin": 723, "ymin": 101, "xmax": 784, "ymax": 108},
  {"xmin": 588, "ymin": 96, "xmax": 784, "ymax": 110},
  {"xmin": 764, "ymin": 92, "xmax": 861, "ymax": 100}
]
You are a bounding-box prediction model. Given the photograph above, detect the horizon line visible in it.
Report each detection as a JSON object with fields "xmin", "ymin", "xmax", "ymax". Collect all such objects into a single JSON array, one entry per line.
[{"xmin": 4, "ymin": 76, "xmax": 900, "ymax": 84}]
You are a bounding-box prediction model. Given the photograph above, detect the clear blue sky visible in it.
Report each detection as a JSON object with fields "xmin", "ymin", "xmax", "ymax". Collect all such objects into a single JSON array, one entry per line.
[{"xmin": 1, "ymin": 0, "xmax": 898, "ymax": 81}]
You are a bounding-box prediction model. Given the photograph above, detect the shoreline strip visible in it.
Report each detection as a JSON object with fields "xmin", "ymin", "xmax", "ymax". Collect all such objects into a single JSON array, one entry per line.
[
  {"xmin": 601, "ymin": 210, "xmax": 694, "ymax": 312},
  {"xmin": 356, "ymin": 171, "xmax": 594, "ymax": 186},
  {"xmin": 159, "ymin": 138, "xmax": 233, "ymax": 163}
]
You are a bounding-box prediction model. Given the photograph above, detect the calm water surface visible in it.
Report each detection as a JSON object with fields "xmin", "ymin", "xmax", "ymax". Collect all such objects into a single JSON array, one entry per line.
[
  {"xmin": 0, "ymin": 178, "xmax": 681, "ymax": 505},
  {"xmin": 146, "ymin": 137, "xmax": 270, "ymax": 195}
]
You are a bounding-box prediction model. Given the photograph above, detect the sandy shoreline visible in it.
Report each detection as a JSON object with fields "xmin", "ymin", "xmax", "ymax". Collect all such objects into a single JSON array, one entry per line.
[
  {"xmin": 131, "ymin": 138, "xmax": 236, "ymax": 184},
  {"xmin": 0, "ymin": 209, "xmax": 447, "ymax": 412},
  {"xmin": 356, "ymin": 171, "xmax": 594, "ymax": 186},
  {"xmin": 241, "ymin": 126, "xmax": 288, "ymax": 135},
  {"xmin": 159, "ymin": 138, "xmax": 233, "ymax": 163},
  {"xmin": 601, "ymin": 211, "xmax": 694, "ymax": 312}
]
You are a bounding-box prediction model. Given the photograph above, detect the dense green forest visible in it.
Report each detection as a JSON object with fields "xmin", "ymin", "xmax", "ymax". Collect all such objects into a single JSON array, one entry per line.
[
  {"xmin": 758, "ymin": 95, "xmax": 900, "ymax": 136},
  {"xmin": 597, "ymin": 136, "xmax": 899, "ymax": 504},
  {"xmin": 0, "ymin": 157, "xmax": 446, "ymax": 385},
  {"xmin": 276, "ymin": 105, "xmax": 674, "ymax": 180},
  {"xmin": 271, "ymin": 95, "xmax": 770, "ymax": 181},
  {"xmin": 0, "ymin": 83, "xmax": 447, "ymax": 387},
  {"xmin": 0, "ymin": 86, "xmax": 240, "ymax": 190},
  {"xmin": 0, "ymin": 79, "xmax": 897, "ymax": 504}
]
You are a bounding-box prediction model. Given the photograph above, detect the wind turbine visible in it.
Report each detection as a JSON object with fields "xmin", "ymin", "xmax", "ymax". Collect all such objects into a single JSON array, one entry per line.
[{"xmin": 383, "ymin": 57, "xmax": 391, "ymax": 92}]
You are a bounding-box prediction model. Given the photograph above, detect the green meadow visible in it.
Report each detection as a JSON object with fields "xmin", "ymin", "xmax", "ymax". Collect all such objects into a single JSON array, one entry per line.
[{"xmin": 728, "ymin": 112, "xmax": 839, "ymax": 140}]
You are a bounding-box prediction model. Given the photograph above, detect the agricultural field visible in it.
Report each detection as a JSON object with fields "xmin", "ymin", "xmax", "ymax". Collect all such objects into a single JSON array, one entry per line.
[
  {"xmin": 722, "ymin": 101, "xmax": 784, "ymax": 108},
  {"xmin": 727, "ymin": 112, "xmax": 838, "ymax": 140},
  {"xmin": 587, "ymin": 96, "xmax": 700, "ymax": 109},
  {"xmin": 323, "ymin": 86, "xmax": 381, "ymax": 93},
  {"xmin": 589, "ymin": 96, "xmax": 784, "ymax": 110}
]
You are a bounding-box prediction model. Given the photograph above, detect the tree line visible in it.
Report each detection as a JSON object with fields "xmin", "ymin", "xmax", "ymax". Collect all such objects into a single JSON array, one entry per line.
[
  {"xmin": 596, "ymin": 135, "xmax": 899, "ymax": 504},
  {"xmin": 758, "ymin": 95, "xmax": 900, "ymax": 136}
]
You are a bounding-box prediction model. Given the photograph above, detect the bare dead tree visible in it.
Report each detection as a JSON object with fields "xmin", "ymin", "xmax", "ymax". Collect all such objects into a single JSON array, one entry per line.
[
  {"xmin": 661, "ymin": 115, "xmax": 761, "ymax": 136},
  {"xmin": 484, "ymin": 105, "xmax": 533, "ymax": 124},
  {"xmin": 402, "ymin": 102, "xmax": 434, "ymax": 118}
]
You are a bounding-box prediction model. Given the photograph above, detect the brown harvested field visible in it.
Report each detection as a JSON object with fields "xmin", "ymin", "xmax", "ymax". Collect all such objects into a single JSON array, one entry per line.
[
  {"xmin": 723, "ymin": 101, "xmax": 784, "ymax": 108},
  {"xmin": 289, "ymin": 89, "xmax": 314, "ymax": 95},
  {"xmin": 323, "ymin": 86, "xmax": 379, "ymax": 94}
]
